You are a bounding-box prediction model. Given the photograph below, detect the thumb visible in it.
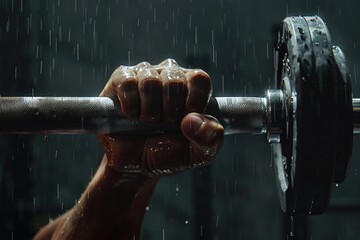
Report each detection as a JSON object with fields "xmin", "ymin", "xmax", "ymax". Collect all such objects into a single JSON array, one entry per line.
[{"xmin": 181, "ymin": 113, "xmax": 224, "ymax": 150}]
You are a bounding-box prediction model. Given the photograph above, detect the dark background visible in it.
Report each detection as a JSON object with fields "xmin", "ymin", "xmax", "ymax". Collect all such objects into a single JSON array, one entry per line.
[{"xmin": 0, "ymin": 0, "xmax": 359, "ymax": 239}]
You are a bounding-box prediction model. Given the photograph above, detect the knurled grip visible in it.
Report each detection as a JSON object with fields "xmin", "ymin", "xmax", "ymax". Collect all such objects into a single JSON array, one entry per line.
[{"xmin": 0, "ymin": 96, "xmax": 267, "ymax": 135}]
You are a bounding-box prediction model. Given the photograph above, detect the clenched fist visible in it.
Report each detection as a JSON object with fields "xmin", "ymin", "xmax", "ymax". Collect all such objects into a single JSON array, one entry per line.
[{"xmin": 98, "ymin": 59, "xmax": 224, "ymax": 177}]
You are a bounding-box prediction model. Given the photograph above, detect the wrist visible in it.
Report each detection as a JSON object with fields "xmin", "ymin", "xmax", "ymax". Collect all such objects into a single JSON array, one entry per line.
[{"xmin": 54, "ymin": 156, "xmax": 160, "ymax": 240}]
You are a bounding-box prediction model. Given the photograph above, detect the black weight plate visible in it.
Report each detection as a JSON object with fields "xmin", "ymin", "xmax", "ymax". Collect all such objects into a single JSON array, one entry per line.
[
  {"xmin": 275, "ymin": 16, "xmax": 340, "ymax": 214},
  {"xmin": 332, "ymin": 46, "xmax": 353, "ymax": 183}
]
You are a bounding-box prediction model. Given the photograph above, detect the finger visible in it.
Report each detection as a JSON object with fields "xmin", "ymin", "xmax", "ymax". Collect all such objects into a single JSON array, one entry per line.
[
  {"xmin": 99, "ymin": 66, "xmax": 125, "ymax": 97},
  {"xmin": 137, "ymin": 66, "xmax": 162, "ymax": 122},
  {"xmin": 184, "ymin": 69, "xmax": 212, "ymax": 113},
  {"xmin": 160, "ymin": 67, "xmax": 187, "ymax": 122},
  {"xmin": 103, "ymin": 66, "xmax": 141, "ymax": 119},
  {"xmin": 181, "ymin": 113, "xmax": 224, "ymax": 165},
  {"xmin": 99, "ymin": 66, "xmax": 140, "ymax": 118}
]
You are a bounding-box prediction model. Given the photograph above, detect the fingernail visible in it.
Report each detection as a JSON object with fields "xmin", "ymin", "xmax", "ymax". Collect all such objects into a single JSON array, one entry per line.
[{"xmin": 186, "ymin": 114, "xmax": 204, "ymax": 136}]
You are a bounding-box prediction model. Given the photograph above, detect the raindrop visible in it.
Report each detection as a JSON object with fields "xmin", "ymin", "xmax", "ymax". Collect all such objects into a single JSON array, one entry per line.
[
  {"xmin": 221, "ymin": 75, "xmax": 224, "ymax": 93},
  {"xmin": 33, "ymin": 197, "xmax": 36, "ymax": 214},
  {"xmin": 40, "ymin": 60, "xmax": 43, "ymax": 75},
  {"xmin": 211, "ymin": 29, "xmax": 215, "ymax": 46},
  {"xmin": 128, "ymin": 51, "xmax": 131, "ymax": 65},
  {"xmin": 49, "ymin": 30, "xmax": 52, "ymax": 46},
  {"xmin": 6, "ymin": 16, "xmax": 10, "ymax": 32},
  {"xmin": 68, "ymin": 28, "xmax": 71, "ymax": 42},
  {"xmin": 14, "ymin": 66, "xmax": 17, "ymax": 80},
  {"xmin": 59, "ymin": 25, "xmax": 62, "ymax": 42},
  {"xmin": 56, "ymin": 183, "xmax": 60, "ymax": 199},
  {"xmin": 193, "ymin": 24, "xmax": 198, "ymax": 44}
]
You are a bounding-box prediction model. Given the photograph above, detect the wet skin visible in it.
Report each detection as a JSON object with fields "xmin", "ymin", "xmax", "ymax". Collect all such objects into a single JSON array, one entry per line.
[{"xmin": 34, "ymin": 59, "xmax": 224, "ymax": 240}]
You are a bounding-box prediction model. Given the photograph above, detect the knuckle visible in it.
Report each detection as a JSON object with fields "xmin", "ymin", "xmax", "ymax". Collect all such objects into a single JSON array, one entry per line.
[
  {"xmin": 138, "ymin": 68, "xmax": 160, "ymax": 83},
  {"xmin": 161, "ymin": 58, "xmax": 179, "ymax": 66},
  {"xmin": 194, "ymin": 68, "xmax": 209, "ymax": 76},
  {"xmin": 134, "ymin": 61, "xmax": 151, "ymax": 73},
  {"xmin": 160, "ymin": 67, "xmax": 185, "ymax": 82},
  {"xmin": 110, "ymin": 67, "xmax": 137, "ymax": 90}
]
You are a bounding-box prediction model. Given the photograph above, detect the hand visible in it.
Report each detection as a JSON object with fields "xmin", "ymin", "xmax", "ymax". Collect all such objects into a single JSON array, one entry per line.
[
  {"xmin": 33, "ymin": 59, "xmax": 224, "ymax": 240},
  {"xmin": 98, "ymin": 59, "xmax": 224, "ymax": 177}
]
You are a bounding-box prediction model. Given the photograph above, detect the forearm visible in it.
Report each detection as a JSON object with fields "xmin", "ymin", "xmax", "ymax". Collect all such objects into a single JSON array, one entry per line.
[{"xmin": 35, "ymin": 155, "xmax": 160, "ymax": 240}]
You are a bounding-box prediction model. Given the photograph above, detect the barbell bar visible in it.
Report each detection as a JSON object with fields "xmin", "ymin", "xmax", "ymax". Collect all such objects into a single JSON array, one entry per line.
[
  {"xmin": 0, "ymin": 95, "xmax": 358, "ymax": 135},
  {"xmin": 0, "ymin": 16, "xmax": 359, "ymax": 215}
]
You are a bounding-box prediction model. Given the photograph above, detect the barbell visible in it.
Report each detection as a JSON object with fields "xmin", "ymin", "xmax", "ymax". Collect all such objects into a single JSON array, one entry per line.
[{"xmin": 0, "ymin": 16, "xmax": 359, "ymax": 215}]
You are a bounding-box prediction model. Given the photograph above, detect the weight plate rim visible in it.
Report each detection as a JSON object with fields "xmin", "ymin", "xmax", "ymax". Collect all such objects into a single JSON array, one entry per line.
[
  {"xmin": 332, "ymin": 46, "xmax": 353, "ymax": 183},
  {"xmin": 276, "ymin": 16, "xmax": 336, "ymax": 215}
]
